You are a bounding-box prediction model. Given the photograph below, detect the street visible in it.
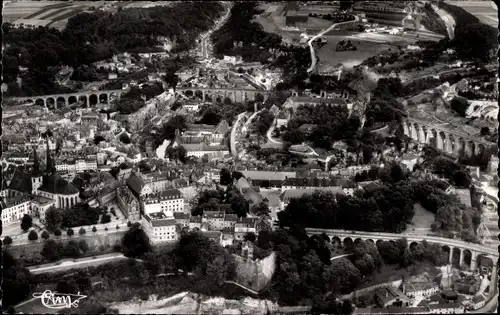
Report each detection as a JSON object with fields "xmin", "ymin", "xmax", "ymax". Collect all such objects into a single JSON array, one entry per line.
[{"xmin": 28, "ymin": 253, "xmax": 129, "ymax": 274}]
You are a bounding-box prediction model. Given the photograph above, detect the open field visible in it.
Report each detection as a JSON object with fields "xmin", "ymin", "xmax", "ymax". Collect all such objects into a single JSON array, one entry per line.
[
  {"xmin": 445, "ymin": 0, "xmax": 498, "ymax": 27},
  {"xmin": 317, "ymin": 34, "xmax": 399, "ymax": 69},
  {"xmin": 409, "ymin": 203, "xmax": 435, "ymax": 230},
  {"xmin": 4, "ymin": 1, "xmax": 108, "ymax": 30}
]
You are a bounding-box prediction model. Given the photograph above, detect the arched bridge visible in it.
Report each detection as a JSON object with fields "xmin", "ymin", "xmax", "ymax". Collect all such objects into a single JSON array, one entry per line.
[
  {"xmin": 176, "ymin": 87, "xmax": 270, "ymax": 103},
  {"xmin": 306, "ymin": 228, "xmax": 498, "ymax": 272},
  {"xmin": 403, "ymin": 117, "xmax": 495, "ymax": 158},
  {"xmin": 8, "ymin": 89, "xmax": 126, "ymax": 109}
]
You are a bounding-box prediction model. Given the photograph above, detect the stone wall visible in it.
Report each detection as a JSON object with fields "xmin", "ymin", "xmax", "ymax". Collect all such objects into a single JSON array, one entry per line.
[
  {"xmin": 8, "ymin": 231, "xmax": 126, "ymax": 259},
  {"xmin": 233, "ymin": 252, "xmax": 277, "ymax": 292}
]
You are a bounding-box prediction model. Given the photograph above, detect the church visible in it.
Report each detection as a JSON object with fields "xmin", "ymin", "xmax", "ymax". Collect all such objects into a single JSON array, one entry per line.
[{"xmin": 4, "ymin": 138, "xmax": 80, "ymax": 225}]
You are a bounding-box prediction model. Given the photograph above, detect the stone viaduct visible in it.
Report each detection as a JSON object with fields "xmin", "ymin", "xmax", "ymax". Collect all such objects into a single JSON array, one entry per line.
[
  {"xmin": 306, "ymin": 228, "xmax": 498, "ymax": 273},
  {"xmin": 403, "ymin": 117, "xmax": 495, "ymax": 158},
  {"xmin": 8, "ymin": 89, "xmax": 126, "ymax": 109},
  {"xmin": 176, "ymin": 87, "xmax": 270, "ymax": 103}
]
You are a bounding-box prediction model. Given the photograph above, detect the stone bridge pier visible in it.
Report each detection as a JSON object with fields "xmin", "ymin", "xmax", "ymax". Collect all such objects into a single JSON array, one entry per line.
[{"xmin": 403, "ymin": 119, "xmax": 492, "ymax": 159}]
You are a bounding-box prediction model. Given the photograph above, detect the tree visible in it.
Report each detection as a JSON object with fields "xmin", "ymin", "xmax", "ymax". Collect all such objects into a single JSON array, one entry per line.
[
  {"xmin": 41, "ymin": 239, "xmax": 64, "ymax": 261},
  {"xmin": 220, "ymin": 168, "xmax": 232, "ymax": 185},
  {"xmin": 119, "ymin": 133, "xmax": 131, "ymax": 144},
  {"xmin": 101, "ymin": 214, "xmax": 111, "ymax": 224},
  {"xmin": 127, "ymin": 221, "xmax": 132, "ymax": 228},
  {"xmin": 20, "ymin": 214, "xmax": 33, "ymax": 231},
  {"xmin": 78, "ymin": 240, "xmax": 89, "ymax": 253},
  {"xmin": 79, "ymin": 227, "xmax": 86, "ymax": 236},
  {"xmin": 92, "ymin": 226, "xmax": 97, "ymax": 234},
  {"xmin": 56, "ymin": 279, "xmax": 79, "ymax": 295},
  {"xmin": 116, "ymin": 225, "xmax": 120, "ymax": 230},
  {"xmin": 250, "ymin": 202, "xmax": 270, "ymax": 216},
  {"xmin": 132, "ymin": 262, "xmax": 150, "ymax": 285},
  {"xmin": 28, "ymin": 230, "xmax": 38, "ymax": 242},
  {"xmin": 3, "ymin": 236, "xmax": 13, "ymax": 246},
  {"xmin": 54, "ymin": 228, "xmax": 62, "ymax": 237},
  {"xmin": 450, "ymin": 97, "xmax": 468, "ymax": 117},
  {"xmin": 45, "ymin": 207, "xmax": 63, "ymax": 232},
  {"xmin": 244, "ymin": 232, "xmax": 256, "ymax": 243},
  {"xmin": 94, "ymin": 135, "xmax": 106, "ymax": 145},
  {"xmin": 122, "ymin": 225, "xmax": 152, "ymax": 258},
  {"xmin": 67, "ymin": 228, "xmax": 74, "ymax": 238},
  {"xmin": 41, "ymin": 231, "xmax": 50, "ymax": 240},
  {"xmin": 64, "ymin": 240, "xmax": 82, "ymax": 258}
]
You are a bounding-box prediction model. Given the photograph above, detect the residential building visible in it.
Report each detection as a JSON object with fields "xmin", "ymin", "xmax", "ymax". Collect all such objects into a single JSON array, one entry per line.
[
  {"xmin": 400, "ymin": 153, "xmax": 419, "ymax": 171},
  {"xmin": 471, "ymin": 295, "xmax": 486, "ymax": 310},
  {"xmin": 203, "ymin": 211, "xmax": 226, "ymax": 231},
  {"xmin": 403, "ymin": 282, "xmax": 440, "ymax": 298},
  {"xmin": 183, "ymin": 143, "xmax": 230, "ymax": 159},
  {"xmin": 173, "ymin": 212, "xmax": 190, "ymax": 228},
  {"xmin": 234, "ymin": 217, "xmax": 257, "ymax": 240},
  {"xmin": 142, "ymin": 212, "xmax": 178, "ymax": 244},
  {"xmin": 283, "ymin": 96, "xmax": 349, "ymax": 112},
  {"xmin": 31, "ymin": 196, "xmax": 56, "ymax": 224},
  {"xmin": 1, "ymin": 195, "xmax": 33, "ymax": 226},
  {"xmin": 116, "ymin": 186, "xmax": 140, "ymax": 221},
  {"xmin": 427, "ymin": 303, "xmax": 465, "ymax": 314},
  {"xmin": 142, "ymin": 189, "xmax": 184, "ymax": 216},
  {"xmin": 374, "ymin": 286, "xmax": 411, "ymax": 308},
  {"xmin": 189, "ymin": 215, "xmax": 202, "ymax": 230},
  {"xmin": 241, "ymin": 171, "xmax": 296, "ymax": 188}
]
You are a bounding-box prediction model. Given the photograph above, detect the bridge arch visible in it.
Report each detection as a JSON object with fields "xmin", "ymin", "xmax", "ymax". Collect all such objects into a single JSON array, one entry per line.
[
  {"xmin": 455, "ymin": 137, "xmax": 465, "ymax": 156},
  {"xmin": 89, "ymin": 94, "xmax": 98, "ymax": 106},
  {"xmin": 35, "ymin": 98, "xmax": 45, "ymax": 107},
  {"xmin": 68, "ymin": 96, "xmax": 77, "ymax": 105},
  {"xmin": 185, "ymin": 90, "xmax": 194, "ymax": 98},
  {"xmin": 451, "ymin": 247, "xmax": 462, "ymax": 267},
  {"xmin": 428, "ymin": 128, "xmax": 437, "ymax": 147},
  {"xmin": 343, "ymin": 237, "xmax": 353, "ymax": 249},
  {"xmin": 46, "ymin": 97, "xmax": 55, "ymax": 110},
  {"xmin": 366, "ymin": 239, "xmax": 374, "ymax": 245},
  {"xmin": 194, "ymin": 90, "xmax": 203, "ymax": 101},
  {"xmin": 409, "ymin": 241, "xmax": 419, "ymax": 251},
  {"xmin": 56, "ymin": 96, "xmax": 66, "ymax": 107},
  {"xmin": 99, "ymin": 93, "xmax": 108, "ymax": 104},
  {"xmin": 465, "ymin": 140, "xmax": 475, "ymax": 158},
  {"xmin": 445, "ymin": 134, "xmax": 455, "ymax": 155},
  {"xmin": 463, "ymin": 249, "xmax": 472, "ymax": 268},
  {"xmin": 78, "ymin": 95, "xmax": 88, "ymax": 107},
  {"xmin": 437, "ymin": 131, "xmax": 446, "ymax": 151},
  {"xmin": 354, "ymin": 238, "xmax": 363, "ymax": 244},
  {"xmin": 331, "ymin": 236, "xmax": 341, "ymax": 247}
]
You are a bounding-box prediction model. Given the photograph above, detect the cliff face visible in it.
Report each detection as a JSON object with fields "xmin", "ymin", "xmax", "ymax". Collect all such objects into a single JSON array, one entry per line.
[
  {"xmin": 108, "ymin": 292, "xmax": 312, "ymax": 314},
  {"xmin": 233, "ymin": 252, "xmax": 277, "ymax": 292}
]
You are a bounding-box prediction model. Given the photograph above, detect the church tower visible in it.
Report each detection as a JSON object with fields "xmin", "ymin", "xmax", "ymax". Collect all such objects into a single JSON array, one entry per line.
[
  {"xmin": 45, "ymin": 136, "xmax": 55, "ymax": 175},
  {"xmin": 31, "ymin": 146, "xmax": 43, "ymax": 195}
]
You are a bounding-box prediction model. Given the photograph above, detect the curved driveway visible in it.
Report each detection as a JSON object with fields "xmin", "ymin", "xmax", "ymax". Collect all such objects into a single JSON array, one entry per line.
[
  {"xmin": 230, "ymin": 112, "xmax": 246, "ymax": 157},
  {"xmin": 307, "ymin": 16, "xmax": 360, "ymax": 73}
]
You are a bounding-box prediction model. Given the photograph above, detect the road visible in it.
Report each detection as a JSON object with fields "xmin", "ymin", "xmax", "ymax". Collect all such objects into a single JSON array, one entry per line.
[
  {"xmin": 200, "ymin": 2, "xmax": 232, "ymax": 59},
  {"xmin": 230, "ymin": 112, "xmax": 246, "ymax": 157},
  {"xmin": 266, "ymin": 123, "xmax": 283, "ymax": 146},
  {"xmin": 28, "ymin": 253, "xmax": 129, "ymax": 274},
  {"xmin": 330, "ymin": 253, "xmax": 352, "ymax": 261},
  {"xmin": 430, "ymin": 2, "xmax": 455, "ymax": 39},
  {"xmin": 307, "ymin": 16, "xmax": 360, "ymax": 73}
]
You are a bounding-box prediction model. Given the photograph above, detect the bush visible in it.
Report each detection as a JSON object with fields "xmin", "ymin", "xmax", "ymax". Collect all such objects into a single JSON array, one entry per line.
[
  {"xmin": 116, "ymin": 225, "xmax": 120, "ymax": 230},
  {"xmin": 28, "ymin": 230, "xmax": 39, "ymax": 242},
  {"xmin": 54, "ymin": 228, "xmax": 62, "ymax": 236},
  {"xmin": 3, "ymin": 236, "xmax": 13, "ymax": 246},
  {"xmin": 92, "ymin": 226, "xmax": 98, "ymax": 233},
  {"xmin": 67, "ymin": 228, "xmax": 74, "ymax": 237},
  {"xmin": 79, "ymin": 228, "xmax": 86, "ymax": 235},
  {"xmin": 41, "ymin": 231, "xmax": 50, "ymax": 240},
  {"xmin": 105, "ymin": 227, "xmax": 109, "ymax": 231},
  {"xmin": 110, "ymin": 208, "xmax": 117, "ymax": 216},
  {"xmin": 21, "ymin": 214, "xmax": 33, "ymax": 232},
  {"xmin": 101, "ymin": 214, "xmax": 111, "ymax": 224},
  {"xmin": 127, "ymin": 221, "xmax": 132, "ymax": 227}
]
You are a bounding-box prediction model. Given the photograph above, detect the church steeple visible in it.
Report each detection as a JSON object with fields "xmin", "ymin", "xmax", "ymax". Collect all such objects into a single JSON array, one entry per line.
[
  {"xmin": 45, "ymin": 136, "xmax": 55, "ymax": 174},
  {"xmin": 33, "ymin": 146, "xmax": 40, "ymax": 176}
]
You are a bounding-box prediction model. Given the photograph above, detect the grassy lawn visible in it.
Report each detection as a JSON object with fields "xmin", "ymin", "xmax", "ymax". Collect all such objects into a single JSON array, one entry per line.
[{"xmin": 409, "ymin": 203, "xmax": 436, "ymax": 230}]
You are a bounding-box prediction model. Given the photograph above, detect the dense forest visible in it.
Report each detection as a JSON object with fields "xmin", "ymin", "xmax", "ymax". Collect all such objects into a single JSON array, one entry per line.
[{"xmin": 3, "ymin": 2, "xmax": 224, "ymax": 96}]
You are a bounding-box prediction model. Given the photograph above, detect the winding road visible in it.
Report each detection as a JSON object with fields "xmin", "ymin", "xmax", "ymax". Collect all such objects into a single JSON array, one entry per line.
[
  {"xmin": 307, "ymin": 16, "xmax": 360, "ymax": 73},
  {"xmin": 230, "ymin": 112, "xmax": 246, "ymax": 157}
]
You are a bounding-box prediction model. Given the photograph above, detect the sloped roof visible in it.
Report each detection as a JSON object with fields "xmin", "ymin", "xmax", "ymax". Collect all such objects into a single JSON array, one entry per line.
[
  {"xmin": 214, "ymin": 120, "xmax": 230, "ymax": 134},
  {"xmin": 39, "ymin": 173, "xmax": 79, "ymax": 195},
  {"xmin": 127, "ymin": 172, "xmax": 146, "ymax": 195},
  {"xmin": 8, "ymin": 170, "xmax": 33, "ymax": 194}
]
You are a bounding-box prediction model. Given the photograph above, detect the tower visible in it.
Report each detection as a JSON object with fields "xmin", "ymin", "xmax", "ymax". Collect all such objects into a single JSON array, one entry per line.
[{"xmin": 31, "ymin": 146, "xmax": 43, "ymax": 195}]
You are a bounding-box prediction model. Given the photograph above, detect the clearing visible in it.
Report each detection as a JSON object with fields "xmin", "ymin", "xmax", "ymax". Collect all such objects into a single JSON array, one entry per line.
[
  {"xmin": 409, "ymin": 203, "xmax": 436, "ymax": 230},
  {"xmin": 317, "ymin": 35, "xmax": 399, "ymax": 69}
]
